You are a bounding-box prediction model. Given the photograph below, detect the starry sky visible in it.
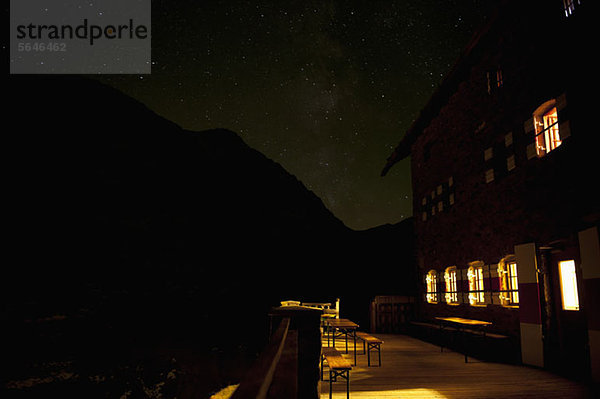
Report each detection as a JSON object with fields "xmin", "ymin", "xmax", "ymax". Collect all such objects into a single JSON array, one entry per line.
[{"xmin": 99, "ymin": 0, "xmax": 497, "ymax": 230}]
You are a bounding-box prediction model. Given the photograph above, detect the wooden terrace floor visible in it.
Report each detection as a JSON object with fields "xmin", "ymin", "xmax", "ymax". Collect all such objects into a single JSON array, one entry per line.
[{"xmin": 319, "ymin": 333, "xmax": 594, "ymax": 398}]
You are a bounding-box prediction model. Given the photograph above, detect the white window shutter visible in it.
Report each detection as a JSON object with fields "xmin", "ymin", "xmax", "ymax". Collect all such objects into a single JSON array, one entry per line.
[
  {"xmin": 485, "ymin": 169, "xmax": 495, "ymax": 183},
  {"xmin": 490, "ymin": 265, "xmax": 498, "ymax": 280},
  {"xmin": 483, "ymin": 267, "xmax": 492, "ymax": 305},
  {"xmin": 458, "ymin": 268, "xmax": 467, "ymax": 304},
  {"xmin": 483, "ymin": 291, "xmax": 492, "ymax": 305},
  {"xmin": 556, "ymin": 92, "xmax": 567, "ymax": 112},
  {"xmin": 484, "ymin": 147, "xmax": 494, "ymax": 161},
  {"xmin": 505, "ymin": 132, "xmax": 513, "ymax": 147},
  {"xmin": 526, "ymin": 143, "xmax": 537, "ymax": 160},
  {"xmin": 559, "ymin": 121, "xmax": 571, "ymax": 140},
  {"xmin": 507, "ymin": 155, "xmax": 516, "ymax": 171},
  {"xmin": 523, "ymin": 117, "xmax": 535, "ymax": 135}
]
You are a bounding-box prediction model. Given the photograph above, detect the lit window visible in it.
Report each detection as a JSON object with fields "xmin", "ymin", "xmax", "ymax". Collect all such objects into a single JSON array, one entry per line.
[
  {"xmin": 426, "ymin": 270, "xmax": 438, "ymax": 303},
  {"xmin": 444, "ymin": 267, "xmax": 459, "ymax": 304},
  {"xmin": 468, "ymin": 265, "xmax": 485, "ymax": 305},
  {"xmin": 559, "ymin": 260, "xmax": 580, "ymax": 310},
  {"xmin": 496, "ymin": 68, "xmax": 503, "ymax": 88},
  {"xmin": 498, "ymin": 257, "xmax": 519, "ymax": 306},
  {"xmin": 563, "ymin": 0, "xmax": 580, "ymax": 17},
  {"xmin": 534, "ymin": 100, "xmax": 562, "ymax": 156}
]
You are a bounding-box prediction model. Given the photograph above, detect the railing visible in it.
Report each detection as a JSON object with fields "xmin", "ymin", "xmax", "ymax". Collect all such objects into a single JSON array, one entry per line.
[{"xmin": 231, "ymin": 317, "xmax": 296, "ymax": 399}]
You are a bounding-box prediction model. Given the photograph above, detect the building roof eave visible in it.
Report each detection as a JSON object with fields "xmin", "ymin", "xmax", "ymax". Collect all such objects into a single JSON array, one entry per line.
[{"xmin": 380, "ymin": 3, "xmax": 501, "ymax": 177}]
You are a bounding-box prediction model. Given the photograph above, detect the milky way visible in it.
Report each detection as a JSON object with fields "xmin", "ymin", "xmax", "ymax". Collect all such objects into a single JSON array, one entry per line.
[{"xmin": 99, "ymin": 0, "xmax": 497, "ymax": 230}]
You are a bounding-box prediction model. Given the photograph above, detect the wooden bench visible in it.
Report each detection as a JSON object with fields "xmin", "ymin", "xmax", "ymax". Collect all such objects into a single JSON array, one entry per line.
[
  {"xmin": 356, "ymin": 332, "xmax": 384, "ymax": 367},
  {"xmin": 321, "ymin": 347, "xmax": 351, "ymax": 399}
]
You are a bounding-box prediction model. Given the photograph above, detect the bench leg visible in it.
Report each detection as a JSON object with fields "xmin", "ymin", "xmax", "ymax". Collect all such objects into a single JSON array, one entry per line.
[
  {"xmin": 328, "ymin": 369, "xmax": 350, "ymax": 399},
  {"xmin": 366, "ymin": 343, "xmax": 382, "ymax": 367},
  {"xmin": 321, "ymin": 354, "xmax": 324, "ymax": 381},
  {"xmin": 347, "ymin": 370, "xmax": 350, "ymax": 399}
]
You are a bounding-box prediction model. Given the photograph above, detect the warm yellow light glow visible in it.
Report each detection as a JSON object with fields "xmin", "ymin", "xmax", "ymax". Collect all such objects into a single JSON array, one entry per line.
[
  {"xmin": 359, "ymin": 388, "xmax": 449, "ymax": 398},
  {"xmin": 509, "ymin": 262, "xmax": 519, "ymax": 303},
  {"xmin": 559, "ymin": 260, "xmax": 579, "ymax": 311},
  {"xmin": 534, "ymin": 104, "xmax": 561, "ymax": 157},
  {"xmin": 468, "ymin": 266, "xmax": 484, "ymax": 305},
  {"xmin": 444, "ymin": 267, "xmax": 458, "ymax": 304},
  {"xmin": 498, "ymin": 258, "xmax": 519, "ymax": 306},
  {"xmin": 426, "ymin": 270, "xmax": 438, "ymax": 303}
]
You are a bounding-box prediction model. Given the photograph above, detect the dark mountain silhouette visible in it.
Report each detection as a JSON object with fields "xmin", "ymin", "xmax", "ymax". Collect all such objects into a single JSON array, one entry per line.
[
  {"xmin": 7, "ymin": 74, "xmax": 349, "ymax": 303},
  {"xmin": 5, "ymin": 75, "xmax": 413, "ymax": 398}
]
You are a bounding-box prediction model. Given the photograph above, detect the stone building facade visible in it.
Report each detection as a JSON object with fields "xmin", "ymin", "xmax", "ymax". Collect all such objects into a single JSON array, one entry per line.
[{"xmin": 382, "ymin": 0, "xmax": 598, "ymax": 382}]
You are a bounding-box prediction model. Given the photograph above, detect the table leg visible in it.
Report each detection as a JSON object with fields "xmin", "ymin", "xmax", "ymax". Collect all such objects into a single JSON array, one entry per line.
[
  {"xmin": 345, "ymin": 330, "xmax": 348, "ymax": 353},
  {"xmin": 462, "ymin": 327, "xmax": 468, "ymax": 363},
  {"xmin": 346, "ymin": 370, "xmax": 350, "ymax": 399},
  {"xmin": 353, "ymin": 331, "xmax": 357, "ymax": 365},
  {"xmin": 439, "ymin": 322, "xmax": 444, "ymax": 352}
]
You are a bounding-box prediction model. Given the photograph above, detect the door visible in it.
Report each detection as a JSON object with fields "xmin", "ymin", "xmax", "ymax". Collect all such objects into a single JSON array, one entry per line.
[{"xmin": 548, "ymin": 247, "xmax": 590, "ymax": 380}]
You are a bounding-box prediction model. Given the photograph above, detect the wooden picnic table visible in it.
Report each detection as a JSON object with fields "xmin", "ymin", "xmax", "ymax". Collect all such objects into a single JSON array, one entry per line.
[
  {"xmin": 435, "ymin": 317, "xmax": 492, "ymax": 363},
  {"xmin": 325, "ymin": 318, "xmax": 359, "ymax": 365}
]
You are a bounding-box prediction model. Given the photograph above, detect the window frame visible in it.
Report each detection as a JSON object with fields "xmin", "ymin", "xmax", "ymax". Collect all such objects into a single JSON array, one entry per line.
[
  {"xmin": 563, "ymin": 0, "xmax": 580, "ymax": 17},
  {"xmin": 468, "ymin": 264, "xmax": 485, "ymax": 306},
  {"xmin": 533, "ymin": 99, "xmax": 562, "ymax": 157},
  {"xmin": 426, "ymin": 270, "xmax": 438, "ymax": 304},
  {"xmin": 444, "ymin": 266, "xmax": 459, "ymax": 305},
  {"xmin": 498, "ymin": 256, "xmax": 519, "ymax": 307},
  {"xmin": 558, "ymin": 260, "xmax": 580, "ymax": 311}
]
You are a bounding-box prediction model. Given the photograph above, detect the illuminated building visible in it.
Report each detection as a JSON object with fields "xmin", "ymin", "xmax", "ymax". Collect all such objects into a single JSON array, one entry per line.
[{"xmin": 382, "ymin": 0, "xmax": 598, "ymax": 382}]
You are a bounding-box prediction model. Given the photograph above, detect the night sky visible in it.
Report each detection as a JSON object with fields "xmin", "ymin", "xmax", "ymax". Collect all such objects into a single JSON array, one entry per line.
[{"xmin": 99, "ymin": 0, "xmax": 498, "ymax": 230}]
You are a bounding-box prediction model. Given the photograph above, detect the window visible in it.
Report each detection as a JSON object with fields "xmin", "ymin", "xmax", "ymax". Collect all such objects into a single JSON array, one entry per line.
[
  {"xmin": 496, "ymin": 68, "xmax": 503, "ymax": 88},
  {"xmin": 484, "ymin": 147, "xmax": 493, "ymax": 161},
  {"xmin": 507, "ymin": 155, "xmax": 516, "ymax": 171},
  {"xmin": 426, "ymin": 270, "xmax": 438, "ymax": 303},
  {"xmin": 563, "ymin": 0, "xmax": 580, "ymax": 17},
  {"xmin": 534, "ymin": 100, "xmax": 562, "ymax": 156},
  {"xmin": 498, "ymin": 257, "xmax": 519, "ymax": 306},
  {"xmin": 444, "ymin": 267, "xmax": 459, "ymax": 304},
  {"xmin": 486, "ymin": 67, "xmax": 503, "ymax": 94},
  {"xmin": 468, "ymin": 265, "xmax": 485, "ymax": 305},
  {"xmin": 559, "ymin": 260, "xmax": 580, "ymax": 310},
  {"xmin": 485, "ymin": 169, "xmax": 495, "ymax": 183},
  {"xmin": 504, "ymin": 132, "xmax": 513, "ymax": 147}
]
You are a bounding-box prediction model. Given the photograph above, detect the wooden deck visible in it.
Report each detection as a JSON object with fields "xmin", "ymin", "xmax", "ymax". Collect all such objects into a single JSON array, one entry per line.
[{"xmin": 319, "ymin": 333, "xmax": 593, "ymax": 398}]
